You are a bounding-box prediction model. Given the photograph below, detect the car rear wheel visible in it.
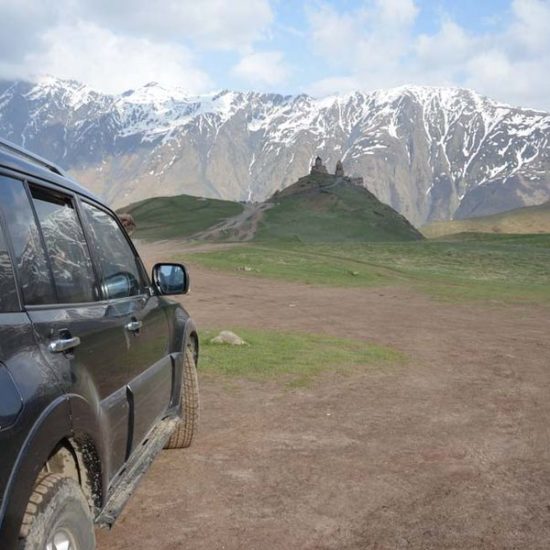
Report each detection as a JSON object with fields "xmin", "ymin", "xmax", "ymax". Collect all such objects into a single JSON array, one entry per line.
[
  {"xmin": 19, "ymin": 473, "xmax": 95, "ymax": 550},
  {"xmin": 165, "ymin": 345, "xmax": 199, "ymax": 449}
]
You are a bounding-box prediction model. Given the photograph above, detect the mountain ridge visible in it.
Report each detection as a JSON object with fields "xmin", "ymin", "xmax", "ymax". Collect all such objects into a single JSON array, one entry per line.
[{"xmin": 1, "ymin": 76, "xmax": 549, "ymax": 225}]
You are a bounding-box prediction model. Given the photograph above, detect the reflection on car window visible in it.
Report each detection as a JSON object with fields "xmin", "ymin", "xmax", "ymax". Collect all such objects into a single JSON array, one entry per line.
[
  {"xmin": 31, "ymin": 188, "xmax": 97, "ymax": 304},
  {"xmin": 0, "ymin": 222, "xmax": 19, "ymax": 312},
  {"xmin": 0, "ymin": 177, "xmax": 56, "ymax": 305},
  {"xmin": 82, "ymin": 202, "xmax": 144, "ymax": 299}
]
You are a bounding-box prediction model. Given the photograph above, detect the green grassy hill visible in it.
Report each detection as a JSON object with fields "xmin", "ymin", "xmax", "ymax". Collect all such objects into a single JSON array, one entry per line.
[
  {"xmin": 255, "ymin": 173, "xmax": 423, "ymax": 243},
  {"xmin": 118, "ymin": 194, "xmax": 244, "ymax": 241},
  {"xmin": 422, "ymin": 202, "xmax": 550, "ymax": 238}
]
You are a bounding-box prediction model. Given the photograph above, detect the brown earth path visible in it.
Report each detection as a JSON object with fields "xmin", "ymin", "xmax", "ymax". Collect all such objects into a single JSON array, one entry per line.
[
  {"xmin": 97, "ymin": 242, "xmax": 550, "ymax": 549},
  {"xmin": 191, "ymin": 202, "xmax": 273, "ymax": 242}
]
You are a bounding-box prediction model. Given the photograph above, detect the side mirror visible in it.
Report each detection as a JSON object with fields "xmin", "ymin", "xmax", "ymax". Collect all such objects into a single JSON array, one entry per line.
[{"xmin": 152, "ymin": 263, "xmax": 189, "ymax": 295}]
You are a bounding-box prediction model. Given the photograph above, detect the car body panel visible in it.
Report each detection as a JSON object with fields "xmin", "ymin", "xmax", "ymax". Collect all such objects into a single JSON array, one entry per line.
[{"xmin": 26, "ymin": 302, "xmax": 132, "ymax": 480}]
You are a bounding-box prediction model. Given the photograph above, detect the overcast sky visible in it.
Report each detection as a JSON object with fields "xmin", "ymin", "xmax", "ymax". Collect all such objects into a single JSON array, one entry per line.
[{"xmin": 1, "ymin": 0, "xmax": 549, "ymax": 110}]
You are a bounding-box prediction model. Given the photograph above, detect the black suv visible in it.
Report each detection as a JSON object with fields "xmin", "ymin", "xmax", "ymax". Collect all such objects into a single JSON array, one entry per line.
[{"xmin": 0, "ymin": 139, "xmax": 199, "ymax": 549}]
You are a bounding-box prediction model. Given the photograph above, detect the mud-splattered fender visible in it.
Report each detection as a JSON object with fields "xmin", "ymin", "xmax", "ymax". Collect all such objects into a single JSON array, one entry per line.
[
  {"xmin": 169, "ymin": 304, "xmax": 198, "ymax": 357},
  {"xmin": 67, "ymin": 394, "xmax": 107, "ymax": 511}
]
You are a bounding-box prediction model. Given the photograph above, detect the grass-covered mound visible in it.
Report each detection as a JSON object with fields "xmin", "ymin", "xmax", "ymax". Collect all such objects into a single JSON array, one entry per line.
[
  {"xmin": 256, "ymin": 173, "xmax": 423, "ymax": 243},
  {"xmin": 119, "ymin": 194, "xmax": 244, "ymax": 241}
]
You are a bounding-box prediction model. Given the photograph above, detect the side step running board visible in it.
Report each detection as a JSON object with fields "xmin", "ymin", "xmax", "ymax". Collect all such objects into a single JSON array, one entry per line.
[{"xmin": 95, "ymin": 417, "xmax": 179, "ymax": 528}]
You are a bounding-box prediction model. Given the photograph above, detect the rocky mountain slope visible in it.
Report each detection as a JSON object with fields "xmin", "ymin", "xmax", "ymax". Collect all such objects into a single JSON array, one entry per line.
[{"xmin": 1, "ymin": 77, "xmax": 549, "ymax": 225}]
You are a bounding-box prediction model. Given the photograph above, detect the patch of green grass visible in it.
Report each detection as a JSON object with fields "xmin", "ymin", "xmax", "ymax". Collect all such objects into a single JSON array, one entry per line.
[
  {"xmin": 200, "ymin": 329, "xmax": 404, "ymax": 386},
  {"xmin": 119, "ymin": 194, "xmax": 244, "ymax": 241},
  {"xmin": 187, "ymin": 245, "xmax": 391, "ymax": 287},
  {"xmin": 185, "ymin": 234, "xmax": 550, "ymax": 304}
]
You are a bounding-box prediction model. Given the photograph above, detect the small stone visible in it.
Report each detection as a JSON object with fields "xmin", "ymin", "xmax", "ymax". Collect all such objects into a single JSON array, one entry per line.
[
  {"xmin": 243, "ymin": 266, "xmax": 253, "ymax": 272},
  {"xmin": 210, "ymin": 331, "xmax": 247, "ymax": 346},
  {"xmin": 349, "ymin": 271, "xmax": 360, "ymax": 276}
]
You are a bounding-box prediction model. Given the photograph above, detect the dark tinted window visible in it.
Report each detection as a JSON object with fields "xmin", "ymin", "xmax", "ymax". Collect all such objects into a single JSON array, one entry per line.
[
  {"xmin": 31, "ymin": 187, "xmax": 97, "ymax": 303},
  {"xmin": 0, "ymin": 177, "xmax": 56, "ymax": 305},
  {"xmin": 82, "ymin": 202, "xmax": 144, "ymax": 299},
  {"xmin": 0, "ymin": 223, "xmax": 19, "ymax": 312}
]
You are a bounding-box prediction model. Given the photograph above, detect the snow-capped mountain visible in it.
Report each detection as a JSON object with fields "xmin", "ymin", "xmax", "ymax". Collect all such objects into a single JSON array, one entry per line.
[{"xmin": 1, "ymin": 76, "xmax": 549, "ymax": 225}]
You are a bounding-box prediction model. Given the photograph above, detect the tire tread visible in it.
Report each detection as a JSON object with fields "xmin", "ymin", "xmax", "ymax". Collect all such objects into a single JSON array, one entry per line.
[{"xmin": 165, "ymin": 346, "xmax": 199, "ymax": 449}]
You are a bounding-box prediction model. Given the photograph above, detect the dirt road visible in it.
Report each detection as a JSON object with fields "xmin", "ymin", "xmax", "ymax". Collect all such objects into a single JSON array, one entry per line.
[{"xmin": 97, "ymin": 243, "xmax": 550, "ymax": 549}]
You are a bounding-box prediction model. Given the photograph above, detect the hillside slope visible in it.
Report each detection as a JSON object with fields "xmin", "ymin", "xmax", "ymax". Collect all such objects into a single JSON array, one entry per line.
[
  {"xmin": 254, "ymin": 173, "xmax": 423, "ymax": 243},
  {"xmin": 423, "ymin": 202, "xmax": 550, "ymax": 238},
  {"xmin": 120, "ymin": 194, "xmax": 244, "ymax": 241},
  {"xmin": 1, "ymin": 77, "xmax": 549, "ymax": 225}
]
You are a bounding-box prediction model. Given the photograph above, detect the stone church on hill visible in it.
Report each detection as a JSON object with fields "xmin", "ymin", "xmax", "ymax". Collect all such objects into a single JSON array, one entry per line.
[
  {"xmin": 310, "ymin": 156, "xmax": 346, "ymax": 177},
  {"xmin": 309, "ymin": 156, "xmax": 364, "ymax": 187}
]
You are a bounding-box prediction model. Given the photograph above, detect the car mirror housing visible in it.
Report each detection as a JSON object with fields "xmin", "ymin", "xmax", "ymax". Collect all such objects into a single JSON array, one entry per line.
[{"xmin": 152, "ymin": 263, "xmax": 189, "ymax": 295}]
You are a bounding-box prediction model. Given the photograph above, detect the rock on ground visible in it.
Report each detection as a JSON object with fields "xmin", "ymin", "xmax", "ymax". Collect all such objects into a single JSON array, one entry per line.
[{"xmin": 210, "ymin": 330, "xmax": 247, "ymax": 345}]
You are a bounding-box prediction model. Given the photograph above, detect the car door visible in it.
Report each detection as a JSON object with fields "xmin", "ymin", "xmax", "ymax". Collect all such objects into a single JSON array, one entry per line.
[
  {"xmin": 79, "ymin": 200, "xmax": 173, "ymax": 452},
  {"xmin": 0, "ymin": 176, "xmax": 132, "ymax": 480}
]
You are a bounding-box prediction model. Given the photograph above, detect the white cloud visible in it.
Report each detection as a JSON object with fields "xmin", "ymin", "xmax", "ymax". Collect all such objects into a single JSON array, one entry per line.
[
  {"xmin": 232, "ymin": 51, "xmax": 290, "ymax": 87},
  {"xmin": 508, "ymin": 0, "xmax": 550, "ymax": 54},
  {"xmin": 375, "ymin": 0, "xmax": 419, "ymax": 26},
  {"xmin": 304, "ymin": 76, "xmax": 361, "ymax": 97},
  {"xmin": 306, "ymin": 0, "xmax": 419, "ymax": 89},
  {"xmin": 24, "ymin": 21, "xmax": 212, "ymax": 94},
  {"xmin": 79, "ymin": 0, "xmax": 274, "ymax": 51},
  {"xmin": 0, "ymin": 0, "xmax": 274, "ymax": 92},
  {"xmin": 305, "ymin": 0, "xmax": 550, "ymax": 110},
  {"xmin": 415, "ymin": 20, "xmax": 474, "ymax": 67}
]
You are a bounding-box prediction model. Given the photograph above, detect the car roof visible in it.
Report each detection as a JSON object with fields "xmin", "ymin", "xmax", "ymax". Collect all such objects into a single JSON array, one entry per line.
[{"xmin": 0, "ymin": 140, "xmax": 102, "ymax": 204}]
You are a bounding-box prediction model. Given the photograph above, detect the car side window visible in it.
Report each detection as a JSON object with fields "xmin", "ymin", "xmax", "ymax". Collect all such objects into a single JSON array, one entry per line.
[
  {"xmin": 30, "ymin": 186, "xmax": 97, "ymax": 304},
  {"xmin": 81, "ymin": 202, "xmax": 145, "ymax": 299},
  {"xmin": 0, "ymin": 222, "xmax": 19, "ymax": 312},
  {"xmin": 0, "ymin": 176, "xmax": 56, "ymax": 305}
]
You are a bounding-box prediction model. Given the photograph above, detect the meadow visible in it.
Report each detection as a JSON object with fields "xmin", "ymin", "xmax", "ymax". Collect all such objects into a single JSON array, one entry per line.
[{"xmin": 183, "ymin": 233, "xmax": 550, "ymax": 304}]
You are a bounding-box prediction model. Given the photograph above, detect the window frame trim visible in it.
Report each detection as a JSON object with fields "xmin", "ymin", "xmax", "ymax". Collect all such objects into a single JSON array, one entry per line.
[
  {"xmin": 24, "ymin": 179, "xmax": 61, "ymax": 304},
  {"xmin": 0, "ymin": 173, "xmax": 59, "ymax": 308},
  {"xmin": 27, "ymin": 180, "xmax": 103, "ymax": 306},
  {"xmin": 0, "ymin": 186, "xmax": 23, "ymax": 313}
]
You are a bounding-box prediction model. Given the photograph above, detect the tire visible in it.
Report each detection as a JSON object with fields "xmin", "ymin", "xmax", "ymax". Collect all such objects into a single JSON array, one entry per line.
[
  {"xmin": 19, "ymin": 473, "xmax": 95, "ymax": 550},
  {"xmin": 165, "ymin": 345, "xmax": 199, "ymax": 449}
]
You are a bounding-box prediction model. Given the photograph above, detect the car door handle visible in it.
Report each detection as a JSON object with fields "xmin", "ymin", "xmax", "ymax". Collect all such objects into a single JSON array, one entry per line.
[
  {"xmin": 48, "ymin": 336, "xmax": 81, "ymax": 353},
  {"xmin": 125, "ymin": 320, "xmax": 143, "ymax": 333}
]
